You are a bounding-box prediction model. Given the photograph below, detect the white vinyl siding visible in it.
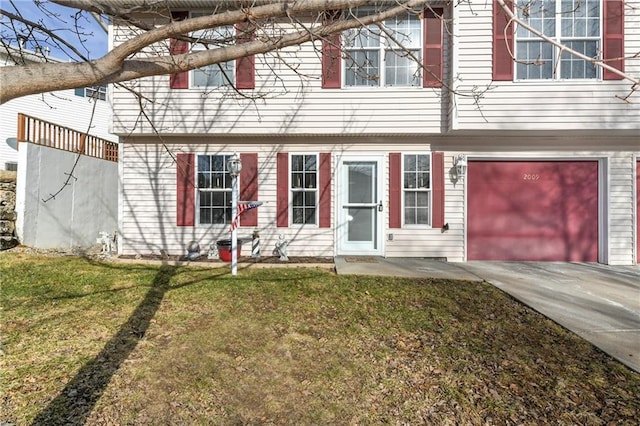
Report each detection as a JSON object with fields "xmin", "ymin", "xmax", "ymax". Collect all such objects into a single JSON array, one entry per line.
[
  {"xmin": 110, "ymin": 19, "xmax": 446, "ymax": 136},
  {"xmin": 452, "ymin": 0, "xmax": 639, "ymax": 131},
  {"xmin": 119, "ymin": 139, "xmax": 463, "ymax": 261}
]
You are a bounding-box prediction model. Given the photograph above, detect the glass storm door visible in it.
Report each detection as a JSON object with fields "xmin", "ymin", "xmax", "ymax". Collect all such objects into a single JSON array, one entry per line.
[{"xmin": 337, "ymin": 157, "xmax": 384, "ymax": 255}]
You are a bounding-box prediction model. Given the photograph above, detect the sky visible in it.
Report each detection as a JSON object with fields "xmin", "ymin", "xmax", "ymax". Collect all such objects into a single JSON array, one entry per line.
[{"xmin": 2, "ymin": 0, "xmax": 108, "ymax": 61}]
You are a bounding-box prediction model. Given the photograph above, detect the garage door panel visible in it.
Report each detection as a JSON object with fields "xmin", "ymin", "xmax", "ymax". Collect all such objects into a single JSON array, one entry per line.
[
  {"xmin": 469, "ymin": 236, "xmax": 596, "ymax": 262},
  {"xmin": 468, "ymin": 161, "xmax": 598, "ymax": 262}
]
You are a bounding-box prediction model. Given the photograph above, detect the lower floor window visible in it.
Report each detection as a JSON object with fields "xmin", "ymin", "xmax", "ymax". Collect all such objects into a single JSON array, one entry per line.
[
  {"xmin": 198, "ymin": 154, "xmax": 232, "ymax": 224},
  {"xmin": 404, "ymin": 154, "xmax": 431, "ymax": 225},
  {"xmin": 291, "ymin": 154, "xmax": 318, "ymax": 225}
]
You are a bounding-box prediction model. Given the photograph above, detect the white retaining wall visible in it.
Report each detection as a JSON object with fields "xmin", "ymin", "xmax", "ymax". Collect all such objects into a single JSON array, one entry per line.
[{"xmin": 16, "ymin": 142, "xmax": 118, "ymax": 249}]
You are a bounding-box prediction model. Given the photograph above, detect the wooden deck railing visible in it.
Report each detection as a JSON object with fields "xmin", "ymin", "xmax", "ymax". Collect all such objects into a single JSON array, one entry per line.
[{"xmin": 17, "ymin": 113, "xmax": 118, "ymax": 162}]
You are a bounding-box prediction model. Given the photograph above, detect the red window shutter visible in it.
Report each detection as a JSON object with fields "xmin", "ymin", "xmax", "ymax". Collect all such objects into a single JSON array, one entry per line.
[
  {"xmin": 431, "ymin": 152, "xmax": 445, "ymax": 229},
  {"xmin": 176, "ymin": 153, "xmax": 195, "ymax": 226},
  {"xmin": 170, "ymin": 11, "xmax": 189, "ymax": 89},
  {"xmin": 240, "ymin": 153, "xmax": 258, "ymax": 227},
  {"xmin": 492, "ymin": 0, "xmax": 514, "ymax": 81},
  {"xmin": 389, "ymin": 153, "xmax": 402, "ymax": 229},
  {"xmin": 236, "ymin": 22, "xmax": 256, "ymax": 89},
  {"xmin": 322, "ymin": 10, "xmax": 341, "ymax": 89},
  {"xmin": 423, "ymin": 8, "xmax": 444, "ymax": 88},
  {"xmin": 319, "ymin": 153, "xmax": 332, "ymax": 228},
  {"xmin": 276, "ymin": 153, "xmax": 289, "ymax": 227},
  {"xmin": 603, "ymin": 0, "xmax": 625, "ymax": 80}
]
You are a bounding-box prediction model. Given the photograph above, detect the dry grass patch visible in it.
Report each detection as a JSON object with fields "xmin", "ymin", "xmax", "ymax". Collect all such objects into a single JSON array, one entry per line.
[{"xmin": 1, "ymin": 253, "xmax": 638, "ymax": 425}]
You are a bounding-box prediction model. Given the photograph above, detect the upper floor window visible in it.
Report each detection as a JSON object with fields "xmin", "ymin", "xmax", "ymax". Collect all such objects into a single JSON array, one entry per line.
[
  {"xmin": 515, "ymin": 0, "xmax": 600, "ymax": 80},
  {"xmin": 190, "ymin": 12, "xmax": 234, "ymax": 87},
  {"xmin": 197, "ymin": 154, "xmax": 232, "ymax": 224},
  {"xmin": 291, "ymin": 154, "xmax": 318, "ymax": 225},
  {"xmin": 343, "ymin": 11, "xmax": 422, "ymax": 87},
  {"xmin": 75, "ymin": 85, "xmax": 106, "ymax": 101},
  {"xmin": 403, "ymin": 154, "xmax": 431, "ymax": 225}
]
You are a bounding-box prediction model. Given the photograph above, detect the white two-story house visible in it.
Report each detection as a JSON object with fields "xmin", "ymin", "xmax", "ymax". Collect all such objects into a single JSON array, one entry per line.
[{"xmin": 109, "ymin": 0, "xmax": 639, "ymax": 264}]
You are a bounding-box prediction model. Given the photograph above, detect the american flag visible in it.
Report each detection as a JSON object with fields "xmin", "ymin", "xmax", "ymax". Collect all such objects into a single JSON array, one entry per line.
[{"xmin": 230, "ymin": 201, "xmax": 262, "ymax": 231}]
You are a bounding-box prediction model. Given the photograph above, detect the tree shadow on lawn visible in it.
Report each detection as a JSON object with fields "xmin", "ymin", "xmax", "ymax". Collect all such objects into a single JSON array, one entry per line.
[{"xmin": 30, "ymin": 260, "xmax": 227, "ymax": 425}]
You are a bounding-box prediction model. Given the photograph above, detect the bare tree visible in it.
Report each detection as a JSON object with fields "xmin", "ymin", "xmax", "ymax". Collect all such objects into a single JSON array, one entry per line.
[
  {"xmin": 1, "ymin": 0, "xmax": 443, "ymax": 104},
  {"xmin": 2, "ymin": 0, "xmax": 637, "ymax": 105}
]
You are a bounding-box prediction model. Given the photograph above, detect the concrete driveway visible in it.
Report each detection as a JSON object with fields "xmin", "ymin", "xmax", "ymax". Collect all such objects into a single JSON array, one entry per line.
[{"xmin": 335, "ymin": 257, "xmax": 640, "ymax": 372}]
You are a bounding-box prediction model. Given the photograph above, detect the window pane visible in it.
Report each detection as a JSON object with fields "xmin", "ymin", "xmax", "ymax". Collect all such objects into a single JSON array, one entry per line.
[
  {"xmin": 304, "ymin": 207, "xmax": 316, "ymax": 224},
  {"xmin": 197, "ymin": 172, "xmax": 210, "ymax": 188},
  {"xmin": 385, "ymin": 50, "xmax": 421, "ymax": 86},
  {"xmin": 304, "ymin": 191, "xmax": 316, "ymax": 207},
  {"xmin": 305, "ymin": 155, "xmax": 317, "ymax": 171},
  {"xmin": 292, "ymin": 208, "xmax": 303, "ymax": 224},
  {"xmin": 348, "ymin": 207, "xmax": 372, "ymax": 241},
  {"xmin": 404, "ymin": 172, "xmax": 417, "ymax": 189},
  {"xmin": 417, "ymin": 172, "xmax": 430, "ymax": 189},
  {"xmin": 386, "ymin": 13, "xmax": 421, "ymax": 49},
  {"xmin": 348, "ymin": 164, "xmax": 374, "ymax": 203},
  {"xmin": 344, "ymin": 51, "xmax": 380, "ymax": 87},
  {"xmin": 417, "ymin": 154, "xmax": 429, "ymax": 171},
  {"xmin": 560, "ymin": 41, "xmax": 598, "ymax": 79},
  {"xmin": 344, "ymin": 26, "xmax": 380, "ymax": 49},
  {"xmin": 416, "ymin": 207, "xmax": 429, "ymax": 224},
  {"xmin": 193, "ymin": 62, "xmax": 234, "ymax": 87},
  {"xmin": 200, "ymin": 191, "xmax": 211, "ymax": 206},
  {"xmin": 292, "ymin": 192, "xmax": 304, "ymax": 207},
  {"xmin": 304, "ymin": 172, "xmax": 317, "ymax": 189},
  {"xmin": 198, "ymin": 155, "xmax": 210, "ymax": 172},
  {"xmin": 200, "ymin": 208, "xmax": 211, "ymax": 224},
  {"xmin": 291, "ymin": 155, "xmax": 304, "ymax": 171},
  {"xmin": 404, "ymin": 155, "xmax": 417, "ymax": 171},
  {"xmin": 292, "ymin": 172, "xmax": 303, "ymax": 189},
  {"xmin": 405, "ymin": 191, "xmax": 416, "ymax": 208},
  {"xmin": 516, "ymin": 41, "xmax": 554, "ymax": 79},
  {"xmin": 212, "ymin": 208, "xmax": 226, "ymax": 224}
]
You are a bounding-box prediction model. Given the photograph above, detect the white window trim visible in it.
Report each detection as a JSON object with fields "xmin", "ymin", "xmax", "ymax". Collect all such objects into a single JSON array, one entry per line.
[
  {"xmin": 289, "ymin": 152, "xmax": 320, "ymax": 227},
  {"xmin": 189, "ymin": 11, "xmax": 235, "ymax": 89},
  {"xmin": 342, "ymin": 10, "xmax": 423, "ymax": 89},
  {"xmin": 195, "ymin": 153, "xmax": 236, "ymax": 226},
  {"xmin": 513, "ymin": 0, "xmax": 603, "ymax": 82},
  {"xmin": 402, "ymin": 153, "xmax": 432, "ymax": 227}
]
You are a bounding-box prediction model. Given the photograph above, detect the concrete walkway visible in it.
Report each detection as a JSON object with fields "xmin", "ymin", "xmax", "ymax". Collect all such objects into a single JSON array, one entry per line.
[{"xmin": 335, "ymin": 257, "xmax": 640, "ymax": 373}]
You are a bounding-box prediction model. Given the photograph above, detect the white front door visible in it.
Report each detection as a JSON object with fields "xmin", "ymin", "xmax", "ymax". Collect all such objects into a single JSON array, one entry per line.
[{"xmin": 336, "ymin": 156, "xmax": 384, "ymax": 255}]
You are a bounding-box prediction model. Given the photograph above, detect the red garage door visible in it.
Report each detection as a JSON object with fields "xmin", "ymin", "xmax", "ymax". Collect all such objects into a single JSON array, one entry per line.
[{"xmin": 468, "ymin": 161, "xmax": 598, "ymax": 262}]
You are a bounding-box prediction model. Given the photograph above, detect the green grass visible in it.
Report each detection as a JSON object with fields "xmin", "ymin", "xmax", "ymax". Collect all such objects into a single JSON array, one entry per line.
[{"xmin": 1, "ymin": 253, "xmax": 639, "ymax": 425}]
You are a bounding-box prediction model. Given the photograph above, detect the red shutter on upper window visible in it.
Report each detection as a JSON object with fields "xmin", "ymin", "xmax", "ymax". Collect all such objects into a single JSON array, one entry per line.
[
  {"xmin": 423, "ymin": 8, "xmax": 444, "ymax": 88},
  {"xmin": 240, "ymin": 153, "xmax": 258, "ymax": 227},
  {"xmin": 431, "ymin": 152, "xmax": 445, "ymax": 229},
  {"xmin": 492, "ymin": 0, "xmax": 514, "ymax": 81},
  {"xmin": 603, "ymin": 0, "xmax": 625, "ymax": 80},
  {"xmin": 277, "ymin": 153, "xmax": 289, "ymax": 227},
  {"xmin": 236, "ymin": 22, "xmax": 256, "ymax": 89},
  {"xmin": 170, "ymin": 11, "xmax": 189, "ymax": 89},
  {"xmin": 319, "ymin": 153, "xmax": 332, "ymax": 228},
  {"xmin": 322, "ymin": 10, "xmax": 342, "ymax": 89},
  {"xmin": 176, "ymin": 153, "xmax": 195, "ymax": 226},
  {"xmin": 389, "ymin": 153, "xmax": 402, "ymax": 229}
]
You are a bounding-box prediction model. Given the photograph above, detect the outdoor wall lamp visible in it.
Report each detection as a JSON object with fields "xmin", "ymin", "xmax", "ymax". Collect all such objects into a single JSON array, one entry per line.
[
  {"xmin": 227, "ymin": 153, "xmax": 242, "ymax": 177},
  {"xmin": 227, "ymin": 153, "xmax": 242, "ymax": 276},
  {"xmin": 453, "ymin": 154, "xmax": 467, "ymax": 181}
]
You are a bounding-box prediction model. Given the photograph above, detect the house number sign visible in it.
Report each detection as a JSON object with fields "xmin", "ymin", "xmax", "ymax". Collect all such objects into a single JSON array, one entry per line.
[{"xmin": 523, "ymin": 173, "xmax": 540, "ymax": 180}]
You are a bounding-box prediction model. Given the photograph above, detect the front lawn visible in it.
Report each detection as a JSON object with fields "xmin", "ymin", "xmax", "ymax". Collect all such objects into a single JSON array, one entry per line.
[{"xmin": 1, "ymin": 253, "xmax": 638, "ymax": 425}]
